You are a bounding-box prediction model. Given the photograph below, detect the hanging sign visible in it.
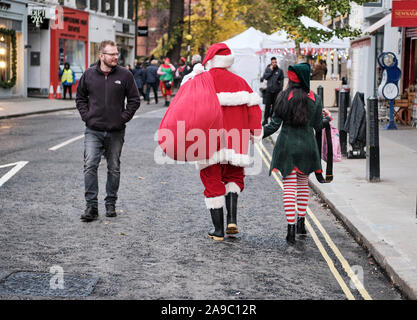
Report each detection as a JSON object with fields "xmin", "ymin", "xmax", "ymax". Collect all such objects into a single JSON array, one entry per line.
[{"xmin": 392, "ymin": 0, "xmax": 417, "ymax": 27}]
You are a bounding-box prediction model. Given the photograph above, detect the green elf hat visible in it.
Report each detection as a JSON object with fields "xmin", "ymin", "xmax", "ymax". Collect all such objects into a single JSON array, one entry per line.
[{"xmin": 287, "ymin": 63, "xmax": 311, "ymax": 92}]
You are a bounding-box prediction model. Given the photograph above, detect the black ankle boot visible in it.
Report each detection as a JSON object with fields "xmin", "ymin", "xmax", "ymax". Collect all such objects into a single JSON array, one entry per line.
[
  {"xmin": 286, "ymin": 224, "xmax": 296, "ymax": 244},
  {"xmin": 225, "ymin": 193, "xmax": 238, "ymax": 234},
  {"xmin": 296, "ymin": 217, "xmax": 307, "ymax": 235},
  {"xmin": 81, "ymin": 206, "xmax": 98, "ymax": 222},
  {"xmin": 208, "ymin": 208, "xmax": 224, "ymax": 241}
]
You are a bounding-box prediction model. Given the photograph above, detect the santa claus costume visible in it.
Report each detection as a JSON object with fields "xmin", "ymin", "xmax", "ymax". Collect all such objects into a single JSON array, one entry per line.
[{"xmin": 196, "ymin": 43, "xmax": 263, "ymax": 241}]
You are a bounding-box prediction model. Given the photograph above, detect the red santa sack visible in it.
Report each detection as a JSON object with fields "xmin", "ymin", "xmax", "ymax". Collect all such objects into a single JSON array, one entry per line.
[{"xmin": 157, "ymin": 70, "xmax": 223, "ymax": 161}]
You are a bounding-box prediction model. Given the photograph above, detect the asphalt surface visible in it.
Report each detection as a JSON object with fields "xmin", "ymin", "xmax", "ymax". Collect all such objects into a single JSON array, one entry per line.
[{"xmin": 0, "ymin": 102, "xmax": 404, "ymax": 300}]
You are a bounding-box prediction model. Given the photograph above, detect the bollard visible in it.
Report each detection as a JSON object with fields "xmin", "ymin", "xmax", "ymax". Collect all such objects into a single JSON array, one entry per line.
[
  {"xmin": 317, "ymin": 85, "xmax": 324, "ymax": 105},
  {"xmin": 366, "ymin": 96, "xmax": 380, "ymax": 182},
  {"xmin": 338, "ymin": 88, "xmax": 349, "ymax": 157}
]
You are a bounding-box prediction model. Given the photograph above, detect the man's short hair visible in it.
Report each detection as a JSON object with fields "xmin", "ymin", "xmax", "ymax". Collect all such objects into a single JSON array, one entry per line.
[
  {"xmin": 99, "ymin": 40, "xmax": 117, "ymax": 53},
  {"xmin": 151, "ymin": 59, "xmax": 158, "ymax": 66},
  {"xmin": 271, "ymin": 57, "xmax": 277, "ymax": 61},
  {"xmin": 192, "ymin": 54, "xmax": 202, "ymax": 64}
]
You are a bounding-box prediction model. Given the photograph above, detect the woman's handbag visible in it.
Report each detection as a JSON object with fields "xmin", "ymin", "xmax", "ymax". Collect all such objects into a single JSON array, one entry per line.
[
  {"xmin": 315, "ymin": 119, "xmax": 334, "ymax": 183},
  {"xmin": 164, "ymin": 80, "xmax": 172, "ymax": 90}
]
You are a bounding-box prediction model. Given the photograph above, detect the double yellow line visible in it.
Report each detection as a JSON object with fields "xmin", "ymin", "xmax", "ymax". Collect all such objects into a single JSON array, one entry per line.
[{"xmin": 255, "ymin": 141, "xmax": 372, "ymax": 300}]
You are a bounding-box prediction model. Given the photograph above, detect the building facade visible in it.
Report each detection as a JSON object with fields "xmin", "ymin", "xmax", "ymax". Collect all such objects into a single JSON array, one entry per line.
[
  {"xmin": 27, "ymin": 0, "xmax": 135, "ymax": 97},
  {"xmin": 0, "ymin": 0, "xmax": 28, "ymax": 98}
]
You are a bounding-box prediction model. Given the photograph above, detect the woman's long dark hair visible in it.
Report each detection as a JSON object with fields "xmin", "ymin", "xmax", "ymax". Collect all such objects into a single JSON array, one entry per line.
[{"xmin": 273, "ymin": 81, "xmax": 309, "ymax": 127}]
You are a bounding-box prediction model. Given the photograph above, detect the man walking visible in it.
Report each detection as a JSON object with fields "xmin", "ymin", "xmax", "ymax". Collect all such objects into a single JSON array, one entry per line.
[
  {"xmin": 59, "ymin": 62, "xmax": 76, "ymax": 99},
  {"xmin": 261, "ymin": 57, "xmax": 284, "ymax": 125},
  {"xmin": 145, "ymin": 59, "xmax": 159, "ymax": 105},
  {"xmin": 76, "ymin": 40, "xmax": 140, "ymax": 222}
]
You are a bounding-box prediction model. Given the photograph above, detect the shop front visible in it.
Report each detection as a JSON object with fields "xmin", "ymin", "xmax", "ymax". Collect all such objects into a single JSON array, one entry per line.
[
  {"xmin": 50, "ymin": 6, "xmax": 89, "ymax": 94},
  {"xmin": 392, "ymin": 0, "xmax": 417, "ymax": 125},
  {"xmin": 0, "ymin": 0, "xmax": 28, "ymax": 98}
]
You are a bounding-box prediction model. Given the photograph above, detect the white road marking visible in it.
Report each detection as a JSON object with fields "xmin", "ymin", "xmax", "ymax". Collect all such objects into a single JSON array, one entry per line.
[
  {"xmin": 48, "ymin": 108, "xmax": 164, "ymax": 151},
  {"xmin": 48, "ymin": 134, "xmax": 84, "ymax": 151},
  {"xmin": 0, "ymin": 161, "xmax": 29, "ymax": 187}
]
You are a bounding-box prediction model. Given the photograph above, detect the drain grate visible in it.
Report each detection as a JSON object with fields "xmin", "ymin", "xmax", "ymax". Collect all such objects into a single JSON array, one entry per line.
[{"xmin": 0, "ymin": 271, "xmax": 99, "ymax": 297}]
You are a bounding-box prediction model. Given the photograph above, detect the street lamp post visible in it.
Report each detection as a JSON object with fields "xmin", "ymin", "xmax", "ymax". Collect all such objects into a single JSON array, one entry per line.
[
  {"xmin": 187, "ymin": 0, "xmax": 191, "ymax": 63},
  {"xmin": 134, "ymin": 0, "xmax": 138, "ymax": 60}
]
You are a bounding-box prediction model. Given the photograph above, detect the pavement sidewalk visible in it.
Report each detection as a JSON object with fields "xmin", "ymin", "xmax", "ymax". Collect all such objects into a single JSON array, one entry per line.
[
  {"xmin": 269, "ymin": 111, "xmax": 417, "ymax": 299},
  {"xmin": 0, "ymin": 97, "xmax": 76, "ymax": 119},
  {"xmin": 0, "ymin": 89, "xmax": 173, "ymax": 119}
]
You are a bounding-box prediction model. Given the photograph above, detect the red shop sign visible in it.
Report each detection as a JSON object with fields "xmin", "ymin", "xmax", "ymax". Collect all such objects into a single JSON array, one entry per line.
[{"xmin": 392, "ymin": 0, "xmax": 417, "ymax": 27}]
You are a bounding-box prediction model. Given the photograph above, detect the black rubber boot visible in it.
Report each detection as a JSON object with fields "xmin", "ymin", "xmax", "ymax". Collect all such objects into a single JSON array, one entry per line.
[
  {"xmin": 286, "ymin": 224, "xmax": 296, "ymax": 244},
  {"xmin": 81, "ymin": 206, "xmax": 98, "ymax": 222},
  {"xmin": 225, "ymin": 193, "xmax": 239, "ymax": 234},
  {"xmin": 208, "ymin": 208, "xmax": 224, "ymax": 241},
  {"xmin": 105, "ymin": 204, "xmax": 117, "ymax": 217},
  {"xmin": 296, "ymin": 217, "xmax": 307, "ymax": 235}
]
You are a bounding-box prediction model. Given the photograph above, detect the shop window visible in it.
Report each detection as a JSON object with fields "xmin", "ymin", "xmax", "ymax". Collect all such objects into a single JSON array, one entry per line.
[
  {"xmin": 76, "ymin": 0, "xmax": 87, "ymax": 10},
  {"xmin": 127, "ymin": 0, "xmax": 133, "ymax": 20},
  {"xmin": 101, "ymin": 0, "xmax": 115, "ymax": 16},
  {"xmin": 0, "ymin": 29, "xmax": 17, "ymax": 89},
  {"xmin": 118, "ymin": 0, "xmax": 125, "ymax": 18},
  {"xmin": 90, "ymin": 0, "xmax": 98, "ymax": 11},
  {"xmin": 59, "ymin": 39, "xmax": 86, "ymax": 81},
  {"xmin": 90, "ymin": 42, "xmax": 100, "ymax": 66}
]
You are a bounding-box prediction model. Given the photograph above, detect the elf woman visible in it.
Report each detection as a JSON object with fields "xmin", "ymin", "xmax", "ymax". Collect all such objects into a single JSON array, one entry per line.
[
  {"xmin": 157, "ymin": 57, "xmax": 176, "ymax": 106},
  {"xmin": 262, "ymin": 63, "xmax": 331, "ymax": 244}
]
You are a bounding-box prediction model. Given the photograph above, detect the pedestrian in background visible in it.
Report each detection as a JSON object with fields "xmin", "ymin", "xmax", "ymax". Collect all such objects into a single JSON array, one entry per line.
[
  {"xmin": 261, "ymin": 57, "xmax": 284, "ymax": 125},
  {"xmin": 145, "ymin": 59, "xmax": 159, "ymax": 105},
  {"xmin": 75, "ymin": 40, "xmax": 140, "ymax": 222},
  {"xmin": 180, "ymin": 54, "xmax": 202, "ymax": 86},
  {"xmin": 59, "ymin": 62, "xmax": 76, "ymax": 100},
  {"xmin": 174, "ymin": 57, "xmax": 190, "ymax": 88},
  {"xmin": 133, "ymin": 61, "xmax": 147, "ymax": 101},
  {"xmin": 158, "ymin": 57, "xmax": 176, "ymax": 106},
  {"xmin": 262, "ymin": 63, "xmax": 331, "ymax": 244},
  {"xmin": 125, "ymin": 64, "xmax": 134, "ymax": 74}
]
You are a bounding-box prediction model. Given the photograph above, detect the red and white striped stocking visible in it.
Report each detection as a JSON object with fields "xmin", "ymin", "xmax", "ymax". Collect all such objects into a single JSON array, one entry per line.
[{"xmin": 282, "ymin": 169, "xmax": 309, "ymax": 224}]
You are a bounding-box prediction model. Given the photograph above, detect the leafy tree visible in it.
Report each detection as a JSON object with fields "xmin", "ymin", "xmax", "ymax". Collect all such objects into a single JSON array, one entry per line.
[
  {"xmin": 237, "ymin": 0, "xmax": 279, "ymax": 34},
  {"xmin": 185, "ymin": 0, "xmax": 247, "ymax": 57},
  {"xmin": 269, "ymin": 0, "xmax": 370, "ymax": 46}
]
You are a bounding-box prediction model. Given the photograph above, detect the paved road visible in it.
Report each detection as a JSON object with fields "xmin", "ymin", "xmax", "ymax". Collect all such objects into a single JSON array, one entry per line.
[{"xmin": 0, "ymin": 104, "xmax": 404, "ymax": 300}]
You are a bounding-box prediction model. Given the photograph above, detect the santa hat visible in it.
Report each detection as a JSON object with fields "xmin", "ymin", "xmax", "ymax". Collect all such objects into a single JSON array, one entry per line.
[{"xmin": 202, "ymin": 43, "xmax": 234, "ymax": 69}]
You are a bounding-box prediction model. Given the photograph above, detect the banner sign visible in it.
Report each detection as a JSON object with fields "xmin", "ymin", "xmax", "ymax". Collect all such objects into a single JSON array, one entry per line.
[{"xmin": 392, "ymin": 0, "xmax": 417, "ymax": 27}]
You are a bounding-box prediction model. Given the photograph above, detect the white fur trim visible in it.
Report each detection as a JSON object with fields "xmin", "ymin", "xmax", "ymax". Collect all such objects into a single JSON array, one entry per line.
[
  {"xmin": 205, "ymin": 195, "xmax": 225, "ymax": 209},
  {"xmin": 205, "ymin": 54, "xmax": 235, "ymax": 69},
  {"xmin": 193, "ymin": 63, "xmax": 204, "ymax": 74},
  {"xmin": 225, "ymin": 182, "xmax": 241, "ymax": 195},
  {"xmin": 195, "ymin": 148, "xmax": 251, "ymax": 170},
  {"xmin": 217, "ymin": 91, "xmax": 261, "ymax": 107},
  {"xmin": 180, "ymin": 63, "xmax": 207, "ymax": 86}
]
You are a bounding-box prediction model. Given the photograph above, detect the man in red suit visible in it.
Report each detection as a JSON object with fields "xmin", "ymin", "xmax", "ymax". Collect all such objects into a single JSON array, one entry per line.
[{"xmin": 197, "ymin": 43, "xmax": 263, "ymax": 241}]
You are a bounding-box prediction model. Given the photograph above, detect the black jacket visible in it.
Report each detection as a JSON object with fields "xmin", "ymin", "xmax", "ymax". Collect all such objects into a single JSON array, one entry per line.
[
  {"xmin": 145, "ymin": 65, "xmax": 159, "ymax": 84},
  {"xmin": 262, "ymin": 65, "xmax": 284, "ymax": 94},
  {"xmin": 133, "ymin": 66, "xmax": 146, "ymax": 89},
  {"xmin": 76, "ymin": 61, "xmax": 140, "ymax": 131}
]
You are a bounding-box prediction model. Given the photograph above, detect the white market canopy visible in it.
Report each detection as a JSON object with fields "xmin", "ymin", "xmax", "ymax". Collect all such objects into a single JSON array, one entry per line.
[
  {"xmin": 223, "ymin": 27, "xmax": 267, "ymax": 54},
  {"xmin": 257, "ymin": 16, "xmax": 350, "ymax": 55}
]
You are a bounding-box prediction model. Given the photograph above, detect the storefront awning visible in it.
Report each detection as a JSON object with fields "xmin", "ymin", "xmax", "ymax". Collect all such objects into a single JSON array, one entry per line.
[{"xmin": 363, "ymin": 13, "xmax": 391, "ymax": 34}]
